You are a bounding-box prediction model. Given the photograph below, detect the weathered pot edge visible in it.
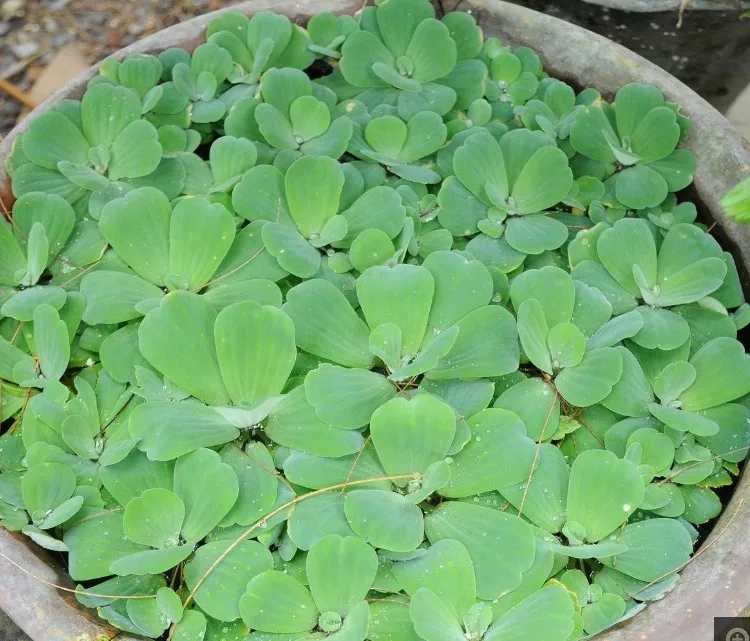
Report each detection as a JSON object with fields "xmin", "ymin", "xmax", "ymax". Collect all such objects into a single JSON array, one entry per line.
[{"xmin": 0, "ymin": 1, "xmax": 749, "ymax": 640}]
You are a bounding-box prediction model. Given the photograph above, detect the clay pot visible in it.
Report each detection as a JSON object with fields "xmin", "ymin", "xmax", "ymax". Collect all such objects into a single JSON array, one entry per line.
[{"xmin": 0, "ymin": 1, "xmax": 748, "ymax": 639}]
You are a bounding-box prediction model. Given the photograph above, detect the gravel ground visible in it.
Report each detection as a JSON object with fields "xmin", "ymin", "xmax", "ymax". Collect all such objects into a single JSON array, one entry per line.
[
  {"xmin": 0, "ymin": 0, "xmax": 232, "ymax": 136},
  {"xmin": 0, "ymin": 609, "xmax": 24, "ymax": 641}
]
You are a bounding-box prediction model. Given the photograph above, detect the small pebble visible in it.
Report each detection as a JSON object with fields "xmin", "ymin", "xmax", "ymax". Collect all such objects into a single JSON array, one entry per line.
[{"xmin": 10, "ymin": 41, "xmax": 39, "ymax": 58}]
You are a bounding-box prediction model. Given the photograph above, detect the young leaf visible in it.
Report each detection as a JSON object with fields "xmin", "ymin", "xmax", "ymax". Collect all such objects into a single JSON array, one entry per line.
[
  {"xmin": 139, "ymin": 291, "xmax": 229, "ymax": 406},
  {"xmin": 392, "ymin": 539, "xmax": 476, "ymax": 619},
  {"xmin": 425, "ymin": 501, "xmax": 536, "ymax": 600},
  {"xmin": 99, "ymin": 187, "xmax": 171, "ymax": 285},
  {"xmin": 370, "ymin": 394, "xmax": 456, "ymax": 484},
  {"xmin": 184, "ymin": 540, "xmax": 273, "ymax": 622},
  {"xmin": 440, "ymin": 409, "xmax": 536, "ymax": 497},
  {"xmin": 173, "ymin": 448, "xmax": 239, "ymax": 542},
  {"xmin": 305, "ymin": 364, "xmax": 396, "ymax": 429},
  {"xmin": 283, "ymin": 279, "xmax": 373, "ymax": 369},
  {"xmin": 307, "ymin": 535, "xmax": 378, "ymax": 616},
  {"xmin": 344, "ymin": 489, "xmax": 425, "ymax": 553},
  {"xmin": 122, "ymin": 487, "xmax": 185, "ymax": 548},
  {"xmin": 240, "ymin": 571, "xmax": 318, "ymax": 633},
  {"xmin": 566, "ymin": 449, "xmax": 645, "ymax": 542},
  {"xmin": 129, "ymin": 401, "xmax": 239, "ymax": 461},
  {"xmin": 215, "ymin": 302, "xmax": 296, "ymax": 406},
  {"xmin": 168, "ymin": 197, "xmax": 235, "ymax": 291},
  {"xmin": 357, "ymin": 264, "xmax": 435, "ymax": 359},
  {"xmin": 286, "ymin": 155, "xmax": 345, "ymax": 238},
  {"xmin": 34, "ymin": 304, "xmax": 69, "ymax": 382}
]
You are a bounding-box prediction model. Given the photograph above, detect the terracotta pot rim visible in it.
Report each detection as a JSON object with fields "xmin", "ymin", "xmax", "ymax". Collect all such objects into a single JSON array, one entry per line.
[{"xmin": 1, "ymin": 2, "xmax": 749, "ymax": 640}]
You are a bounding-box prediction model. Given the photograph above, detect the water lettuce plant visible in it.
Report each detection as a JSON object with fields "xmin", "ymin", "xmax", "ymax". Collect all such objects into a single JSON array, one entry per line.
[{"xmin": 1, "ymin": 0, "xmax": 749, "ymax": 640}]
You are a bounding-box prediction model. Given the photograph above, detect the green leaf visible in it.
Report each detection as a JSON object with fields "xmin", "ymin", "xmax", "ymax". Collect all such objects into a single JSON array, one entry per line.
[
  {"xmin": 172, "ymin": 610, "xmax": 207, "ymax": 641},
  {"xmin": 338, "ymin": 185, "xmax": 406, "ymax": 245},
  {"xmin": 679, "ymin": 337, "xmax": 750, "ymax": 411},
  {"xmin": 23, "ymin": 112, "xmax": 90, "ymax": 169},
  {"xmin": 571, "ymin": 260, "xmax": 638, "ymax": 316},
  {"xmin": 61, "ymin": 415, "xmax": 98, "ymax": 459},
  {"xmin": 232, "ymin": 165, "xmax": 293, "ymax": 226},
  {"xmin": 511, "ymin": 146, "xmax": 573, "ymax": 214},
  {"xmin": 283, "ymin": 279, "xmax": 373, "ymax": 369},
  {"xmin": 240, "ymin": 570, "xmax": 318, "ymax": 633},
  {"xmin": 215, "ymin": 302, "xmax": 296, "ymax": 406},
  {"xmin": 305, "ymin": 364, "xmax": 396, "ymax": 429},
  {"xmin": 287, "ymin": 492, "xmax": 355, "ymax": 551},
  {"xmin": 581, "ymin": 593, "xmax": 627, "ymax": 635},
  {"xmin": 283, "ymin": 445, "xmax": 389, "ymax": 491},
  {"xmin": 64, "ymin": 511, "xmax": 146, "ymax": 581},
  {"xmin": 126, "ymin": 596, "xmax": 169, "ymax": 638},
  {"xmin": 422, "ymin": 250, "xmax": 493, "ymax": 331},
  {"xmin": 601, "ymin": 346, "xmax": 655, "ymax": 417},
  {"xmin": 81, "ymin": 83, "xmax": 141, "ymax": 146},
  {"xmin": 569, "ymin": 106, "xmax": 618, "ymax": 164},
  {"xmin": 1, "ymin": 286, "xmax": 67, "ymax": 322},
  {"xmin": 392, "ymin": 539, "xmax": 476, "ymax": 619},
  {"xmin": 129, "ymin": 401, "xmax": 239, "ymax": 461},
  {"xmin": 220, "ymin": 442, "xmax": 277, "ymax": 526},
  {"xmin": 547, "ymin": 322, "xmax": 585, "ymax": 369},
  {"xmin": 155, "ymin": 587, "xmax": 183, "ymax": 624},
  {"xmin": 494, "ymin": 378, "xmax": 560, "ymax": 441},
  {"xmin": 13, "ymin": 192, "xmax": 76, "ymax": 259},
  {"xmin": 428, "ymin": 306, "xmax": 519, "ymax": 380},
  {"xmin": 504, "ymin": 215, "xmax": 569, "ymax": 255},
  {"xmin": 370, "ymin": 395, "xmax": 455, "ymax": 484},
  {"xmin": 123, "ymin": 487, "xmax": 184, "ymax": 548},
  {"xmin": 517, "ymin": 300, "xmax": 553, "ymax": 374},
  {"xmin": 409, "ymin": 588, "xmax": 465, "ymax": 641},
  {"xmin": 600, "ymin": 518, "xmax": 692, "ymax": 581},
  {"xmin": 555, "ymin": 347, "xmax": 623, "ymax": 408},
  {"xmin": 425, "ymin": 501, "xmax": 536, "ymax": 600},
  {"xmin": 648, "ymin": 258, "xmax": 727, "ymax": 308},
  {"xmin": 99, "ymin": 449, "xmax": 174, "ymax": 506},
  {"xmin": 34, "ymin": 305, "xmax": 69, "ymax": 382},
  {"xmin": 484, "ymin": 585, "xmax": 575, "ymax": 641},
  {"xmin": 266, "ymin": 386, "xmax": 365, "ymax": 457},
  {"xmin": 440, "ymin": 409, "xmax": 536, "ymax": 498},
  {"xmin": 110, "ymin": 544, "xmax": 194, "ymax": 575},
  {"xmin": 168, "ymin": 198, "xmax": 235, "ymax": 291},
  {"xmin": 500, "ymin": 444, "xmax": 569, "ymax": 533},
  {"xmin": 108, "ymin": 120, "xmax": 162, "ymax": 180},
  {"xmin": 174, "ymin": 448, "xmax": 239, "ymax": 542},
  {"xmin": 615, "ymin": 165, "xmax": 668, "ymax": 210},
  {"xmin": 648, "ymin": 403, "xmax": 718, "ymax": 437},
  {"xmin": 100, "ymin": 325, "xmax": 151, "ymax": 385},
  {"xmin": 597, "ymin": 218, "xmax": 657, "ymax": 297},
  {"xmin": 349, "ymin": 229, "xmax": 395, "ymax": 272},
  {"xmin": 453, "ymin": 131, "xmax": 506, "ymax": 205},
  {"xmin": 566, "ymin": 449, "xmax": 645, "ymax": 542},
  {"xmin": 184, "ymin": 540, "xmax": 273, "ymax": 622},
  {"xmin": 285, "ymin": 156, "xmax": 345, "ymax": 238},
  {"xmin": 0, "ymin": 219, "xmax": 25, "ymax": 286},
  {"xmin": 22, "ymin": 462, "xmax": 76, "ymax": 516},
  {"xmin": 139, "ymin": 291, "xmax": 230, "ymax": 406},
  {"xmin": 80, "ymin": 272, "xmax": 163, "ymax": 325},
  {"xmin": 261, "ymin": 222, "xmax": 321, "ymax": 279},
  {"xmin": 627, "ymin": 428, "xmax": 675, "ymax": 474},
  {"xmin": 511, "ymin": 266, "xmax": 576, "ymax": 329},
  {"xmin": 357, "ymin": 264, "xmax": 434, "ymax": 358},
  {"xmin": 307, "ymin": 535, "xmax": 378, "ymax": 616},
  {"xmin": 99, "ymin": 187, "xmax": 171, "ymax": 285},
  {"xmin": 344, "ymin": 489, "xmax": 424, "ymax": 553}
]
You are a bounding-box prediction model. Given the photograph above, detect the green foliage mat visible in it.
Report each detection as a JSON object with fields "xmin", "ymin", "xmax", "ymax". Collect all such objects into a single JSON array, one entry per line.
[{"xmin": 1, "ymin": 0, "xmax": 749, "ymax": 639}]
